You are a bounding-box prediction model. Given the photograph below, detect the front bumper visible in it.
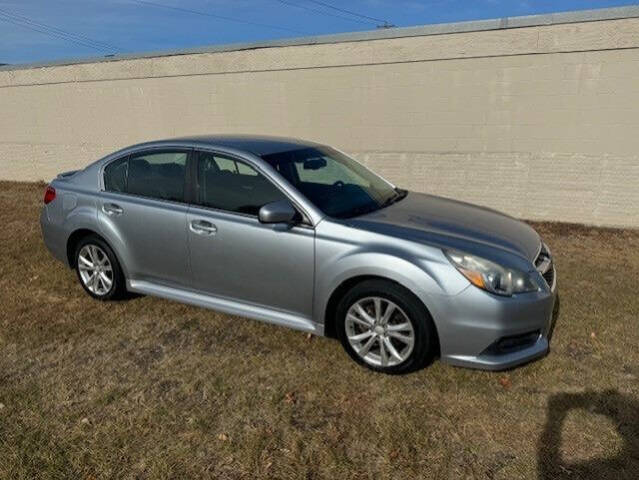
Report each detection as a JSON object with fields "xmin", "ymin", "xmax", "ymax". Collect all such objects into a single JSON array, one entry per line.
[{"xmin": 433, "ymin": 278, "xmax": 558, "ymax": 371}]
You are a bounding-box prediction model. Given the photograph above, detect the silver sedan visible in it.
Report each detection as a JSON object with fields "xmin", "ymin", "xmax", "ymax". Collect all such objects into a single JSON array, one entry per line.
[{"xmin": 41, "ymin": 135, "xmax": 557, "ymax": 373}]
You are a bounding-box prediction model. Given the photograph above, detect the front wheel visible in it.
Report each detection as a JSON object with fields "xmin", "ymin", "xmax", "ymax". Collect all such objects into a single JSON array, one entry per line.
[{"xmin": 336, "ymin": 280, "xmax": 437, "ymax": 374}]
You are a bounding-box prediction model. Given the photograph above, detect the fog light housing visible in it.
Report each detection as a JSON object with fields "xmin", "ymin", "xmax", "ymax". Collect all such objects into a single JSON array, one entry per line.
[{"xmin": 485, "ymin": 330, "xmax": 541, "ymax": 355}]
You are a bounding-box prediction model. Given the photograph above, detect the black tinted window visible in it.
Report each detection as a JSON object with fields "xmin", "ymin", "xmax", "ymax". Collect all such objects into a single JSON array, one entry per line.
[
  {"xmin": 197, "ymin": 152, "xmax": 286, "ymax": 215},
  {"xmin": 127, "ymin": 151, "xmax": 187, "ymax": 202},
  {"xmin": 104, "ymin": 157, "xmax": 128, "ymax": 193}
]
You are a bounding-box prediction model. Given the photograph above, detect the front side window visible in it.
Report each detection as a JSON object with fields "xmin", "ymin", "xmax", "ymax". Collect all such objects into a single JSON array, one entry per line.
[
  {"xmin": 126, "ymin": 151, "xmax": 187, "ymax": 202},
  {"xmin": 197, "ymin": 151, "xmax": 286, "ymax": 215},
  {"xmin": 262, "ymin": 147, "xmax": 401, "ymax": 218}
]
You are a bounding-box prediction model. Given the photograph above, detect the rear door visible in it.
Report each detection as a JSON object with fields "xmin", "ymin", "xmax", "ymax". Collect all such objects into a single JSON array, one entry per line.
[
  {"xmin": 186, "ymin": 150, "xmax": 315, "ymax": 319},
  {"xmin": 98, "ymin": 149, "xmax": 191, "ymax": 287}
]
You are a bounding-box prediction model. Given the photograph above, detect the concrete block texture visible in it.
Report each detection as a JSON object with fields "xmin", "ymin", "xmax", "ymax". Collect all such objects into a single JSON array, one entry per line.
[{"xmin": 1, "ymin": 10, "xmax": 638, "ymax": 227}]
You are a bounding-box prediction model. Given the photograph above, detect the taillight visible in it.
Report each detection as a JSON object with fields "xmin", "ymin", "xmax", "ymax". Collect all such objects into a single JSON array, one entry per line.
[{"xmin": 44, "ymin": 185, "xmax": 56, "ymax": 204}]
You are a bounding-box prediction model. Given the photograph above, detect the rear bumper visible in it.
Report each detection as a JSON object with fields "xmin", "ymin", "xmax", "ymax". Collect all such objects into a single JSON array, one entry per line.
[
  {"xmin": 432, "ymin": 280, "xmax": 558, "ymax": 371},
  {"xmin": 40, "ymin": 208, "xmax": 69, "ymax": 266}
]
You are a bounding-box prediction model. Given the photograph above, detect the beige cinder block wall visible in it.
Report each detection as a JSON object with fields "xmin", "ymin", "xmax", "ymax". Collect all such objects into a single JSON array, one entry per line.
[{"xmin": 1, "ymin": 7, "xmax": 638, "ymax": 227}]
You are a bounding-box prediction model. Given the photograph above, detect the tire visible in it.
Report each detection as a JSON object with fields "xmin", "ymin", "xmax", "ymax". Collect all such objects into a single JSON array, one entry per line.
[
  {"xmin": 74, "ymin": 235, "xmax": 126, "ymax": 300},
  {"xmin": 336, "ymin": 279, "xmax": 437, "ymax": 374}
]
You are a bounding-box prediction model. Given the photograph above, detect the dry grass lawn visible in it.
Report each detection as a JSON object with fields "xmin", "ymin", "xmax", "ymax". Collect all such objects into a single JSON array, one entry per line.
[{"xmin": 1, "ymin": 180, "xmax": 638, "ymax": 479}]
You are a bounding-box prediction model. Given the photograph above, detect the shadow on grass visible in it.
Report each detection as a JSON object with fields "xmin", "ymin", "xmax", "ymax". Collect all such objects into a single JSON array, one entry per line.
[
  {"xmin": 118, "ymin": 291, "xmax": 144, "ymax": 301},
  {"xmin": 538, "ymin": 390, "xmax": 639, "ymax": 479}
]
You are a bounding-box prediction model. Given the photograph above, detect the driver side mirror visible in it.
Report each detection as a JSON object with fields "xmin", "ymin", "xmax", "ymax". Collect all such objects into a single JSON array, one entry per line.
[{"xmin": 258, "ymin": 200, "xmax": 297, "ymax": 224}]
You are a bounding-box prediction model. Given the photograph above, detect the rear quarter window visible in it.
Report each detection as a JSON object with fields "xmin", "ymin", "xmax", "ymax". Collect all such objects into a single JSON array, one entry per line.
[{"xmin": 104, "ymin": 157, "xmax": 128, "ymax": 193}]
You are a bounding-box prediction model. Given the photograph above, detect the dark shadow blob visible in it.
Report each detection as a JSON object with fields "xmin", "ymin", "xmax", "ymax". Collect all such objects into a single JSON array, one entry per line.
[
  {"xmin": 110, "ymin": 291, "xmax": 143, "ymax": 302},
  {"xmin": 538, "ymin": 390, "xmax": 639, "ymax": 479},
  {"xmin": 547, "ymin": 294, "xmax": 560, "ymax": 343}
]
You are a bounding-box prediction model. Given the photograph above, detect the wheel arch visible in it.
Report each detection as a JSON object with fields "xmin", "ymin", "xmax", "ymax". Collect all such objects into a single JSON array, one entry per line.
[
  {"xmin": 66, "ymin": 229, "xmax": 127, "ymax": 279},
  {"xmin": 323, "ymin": 273, "xmax": 440, "ymax": 353},
  {"xmin": 66, "ymin": 228, "xmax": 100, "ymax": 267},
  {"xmin": 324, "ymin": 274, "xmax": 380, "ymax": 338}
]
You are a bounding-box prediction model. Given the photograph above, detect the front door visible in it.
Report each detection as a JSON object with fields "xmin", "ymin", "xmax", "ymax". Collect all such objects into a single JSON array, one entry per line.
[{"xmin": 187, "ymin": 150, "xmax": 315, "ymax": 319}]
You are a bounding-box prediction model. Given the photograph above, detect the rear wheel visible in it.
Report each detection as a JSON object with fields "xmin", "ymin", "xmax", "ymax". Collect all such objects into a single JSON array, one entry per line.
[
  {"xmin": 336, "ymin": 279, "xmax": 437, "ymax": 374},
  {"xmin": 74, "ymin": 235, "xmax": 125, "ymax": 300}
]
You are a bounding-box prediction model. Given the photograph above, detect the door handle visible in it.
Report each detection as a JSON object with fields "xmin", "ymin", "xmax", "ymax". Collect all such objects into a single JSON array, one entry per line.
[
  {"xmin": 190, "ymin": 220, "xmax": 217, "ymax": 235},
  {"xmin": 102, "ymin": 203, "xmax": 123, "ymax": 216}
]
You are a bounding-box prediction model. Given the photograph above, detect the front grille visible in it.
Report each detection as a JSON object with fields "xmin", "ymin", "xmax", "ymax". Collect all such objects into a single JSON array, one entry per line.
[{"xmin": 535, "ymin": 242, "xmax": 554, "ymax": 289}]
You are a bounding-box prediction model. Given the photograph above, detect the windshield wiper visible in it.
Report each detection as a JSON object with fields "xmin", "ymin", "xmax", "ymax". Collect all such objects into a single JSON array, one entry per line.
[
  {"xmin": 339, "ymin": 190, "xmax": 407, "ymax": 219},
  {"xmin": 379, "ymin": 188, "xmax": 408, "ymax": 209},
  {"xmin": 340, "ymin": 203, "xmax": 380, "ymax": 218}
]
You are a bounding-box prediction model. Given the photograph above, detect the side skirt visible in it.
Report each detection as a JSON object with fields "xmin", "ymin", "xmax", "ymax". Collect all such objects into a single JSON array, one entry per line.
[{"xmin": 127, "ymin": 280, "xmax": 324, "ymax": 335}]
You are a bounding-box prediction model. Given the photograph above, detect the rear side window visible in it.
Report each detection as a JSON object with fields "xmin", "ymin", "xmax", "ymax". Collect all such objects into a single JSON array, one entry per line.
[
  {"xmin": 197, "ymin": 151, "xmax": 286, "ymax": 215},
  {"xmin": 104, "ymin": 151, "xmax": 188, "ymax": 202},
  {"xmin": 127, "ymin": 152, "xmax": 187, "ymax": 202},
  {"xmin": 104, "ymin": 157, "xmax": 128, "ymax": 193}
]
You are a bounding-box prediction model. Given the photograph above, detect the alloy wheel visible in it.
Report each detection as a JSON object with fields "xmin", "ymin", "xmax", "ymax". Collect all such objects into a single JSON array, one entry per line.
[
  {"xmin": 77, "ymin": 244, "xmax": 114, "ymax": 296},
  {"xmin": 345, "ymin": 296, "xmax": 415, "ymax": 367}
]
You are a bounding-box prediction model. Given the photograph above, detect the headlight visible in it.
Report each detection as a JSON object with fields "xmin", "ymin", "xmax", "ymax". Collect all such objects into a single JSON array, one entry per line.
[{"xmin": 444, "ymin": 249, "xmax": 540, "ymax": 296}]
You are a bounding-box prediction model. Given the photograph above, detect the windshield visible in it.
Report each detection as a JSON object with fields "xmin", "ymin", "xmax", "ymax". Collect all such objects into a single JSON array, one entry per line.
[{"xmin": 262, "ymin": 146, "xmax": 403, "ymax": 218}]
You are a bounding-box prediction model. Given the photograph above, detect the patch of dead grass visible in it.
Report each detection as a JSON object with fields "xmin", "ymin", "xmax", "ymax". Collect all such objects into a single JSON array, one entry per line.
[{"xmin": 1, "ymin": 181, "xmax": 638, "ymax": 479}]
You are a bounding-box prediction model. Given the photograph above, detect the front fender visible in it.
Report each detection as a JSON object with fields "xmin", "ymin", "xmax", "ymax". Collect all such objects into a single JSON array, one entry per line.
[{"xmin": 313, "ymin": 234, "xmax": 469, "ymax": 332}]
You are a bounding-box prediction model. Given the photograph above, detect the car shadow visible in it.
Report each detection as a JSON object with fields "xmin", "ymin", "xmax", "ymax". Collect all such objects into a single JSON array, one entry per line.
[
  {"xmin": 112, "ymin": 291, "xmax": 144, "ymax": 301},
  {"xmin": 537, "ymin": 389, "xmax": 639, "ymax": 479}
]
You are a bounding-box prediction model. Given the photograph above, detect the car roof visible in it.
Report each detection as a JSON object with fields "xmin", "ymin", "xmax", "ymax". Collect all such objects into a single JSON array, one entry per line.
[{"xmin": 131, "ymin": 135, "xmax": 324, "ymax": 157}]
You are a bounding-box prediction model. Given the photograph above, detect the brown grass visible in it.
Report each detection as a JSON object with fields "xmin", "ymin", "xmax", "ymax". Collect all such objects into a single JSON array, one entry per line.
[{"xmin": 1, "ymin": 180, "xmax": 638, "ymax": 479}]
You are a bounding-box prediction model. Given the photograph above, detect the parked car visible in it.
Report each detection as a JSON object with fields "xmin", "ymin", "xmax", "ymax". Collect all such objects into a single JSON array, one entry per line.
[{"xmin": 41, "ymin": 135, "xmax": 557, "ymax": 373}]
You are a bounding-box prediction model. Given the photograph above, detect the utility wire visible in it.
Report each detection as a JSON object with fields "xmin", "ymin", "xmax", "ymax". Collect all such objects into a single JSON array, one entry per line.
[
  {"xmin": 0, "ymin": 15, "xmax": 111, "ymax": 53},
  {"xmin": 273, "ymin": 0, "xmax": 372, "ymax": 26},
  {"xmin": 0, "ymin": 13, "xmax": 116, "ymax": 53},
  {"xmin": 0, "ymin": 8, "xmax": 121, "ymax": 53},
  {"xmin": 305, "ymin": 0, "xmax": 393, "ymax": 27},
  {"xmin": 130, "ymin": 0, "xmax": 306, "ymax": 35},
  {"xmin": 0, "ymin": 8, "xmax": 121, "ymax": 51}
]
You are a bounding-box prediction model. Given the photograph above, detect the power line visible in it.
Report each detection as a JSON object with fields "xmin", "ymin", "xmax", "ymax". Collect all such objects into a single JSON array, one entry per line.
[
  {"xmin": 273, "ymin": 0, "xmax": 373, "ymax": 26},
  {"xmin": 0, "ymin": 9, "xmax": 121, "ymax": 52},
  {"xmin": 305, "ymin": 0, "xmax": 393, "ymax": 27},
  {"xmin": 0, "ymin": 15, "xmax": 110, "ymax": 53},
  {"xmin": 0, "ymin": 14, "xmax": 116, "ymax": 53},
  {"xmin": 130, "ymin": 0, "xmax": 306, "ymax": 35},
  {"xmin": 0, "ymin": 8, "xmax": 121, "ymax": 53}
]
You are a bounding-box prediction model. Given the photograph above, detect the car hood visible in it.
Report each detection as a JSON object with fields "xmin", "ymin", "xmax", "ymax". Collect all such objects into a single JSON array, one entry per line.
[{"xmin": 349, "ymin": 192, "xmax": 540, "ymax": 263}]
